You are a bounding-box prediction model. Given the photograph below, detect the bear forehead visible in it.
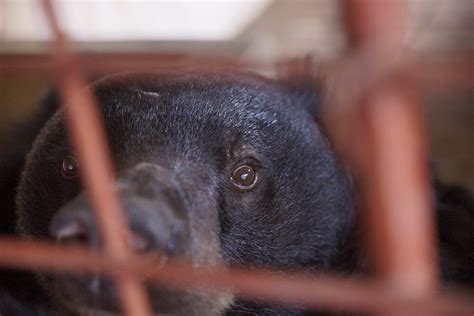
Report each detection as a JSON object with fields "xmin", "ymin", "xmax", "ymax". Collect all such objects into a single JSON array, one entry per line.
[
  {"xmin": 87, "ymin": 71, "xmax": 316, "ymax": 140},
  {"xmin": 36, "ymin": 71, "xmax": 320, "ymax": 164},
  {"xmin": 93, "ymin": 71, "xmax": 296, "ymax": 118}
]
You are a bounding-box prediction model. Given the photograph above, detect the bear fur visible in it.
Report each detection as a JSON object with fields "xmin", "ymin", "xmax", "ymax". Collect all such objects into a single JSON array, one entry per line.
[{"xmin": 0, "ymin": 70, "xmax": 473, "ymax": 315}]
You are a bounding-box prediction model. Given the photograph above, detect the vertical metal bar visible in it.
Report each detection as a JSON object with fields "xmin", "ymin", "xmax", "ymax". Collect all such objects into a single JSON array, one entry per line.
[
  {"xmin": 40, "ymin": 0, "xmax": 152, "ymax": 315},
  {"xmin": 343, "ymin": 0, "xmax": 438, "ymax": 296},
  {"xmin": 362, "ymin": 79, "xmax": 438, "ymax": 293}
]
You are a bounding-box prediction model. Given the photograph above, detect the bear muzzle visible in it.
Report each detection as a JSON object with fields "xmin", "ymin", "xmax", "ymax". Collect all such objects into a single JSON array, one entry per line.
[
  {"xmin": 49, "ymin": 163, "xmax": 190, "ymax": 256},
  {"xmin": 46, "ymin": 163, "xmax": 217, "ymax": 313}
]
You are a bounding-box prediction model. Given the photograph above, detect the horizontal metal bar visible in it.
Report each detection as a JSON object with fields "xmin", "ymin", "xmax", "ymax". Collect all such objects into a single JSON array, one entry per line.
[{"xmin": 0, "ymin": 239, "xmax": 472, "ymax": 314}]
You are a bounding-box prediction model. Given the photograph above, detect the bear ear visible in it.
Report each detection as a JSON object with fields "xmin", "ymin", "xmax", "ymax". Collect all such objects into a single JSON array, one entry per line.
[
  {"xmin": 276, "ymin": 57, "xmax": 322, "ymax": 118},
  {"xmin": 38, "ymin": 87, "xmax": 60, "ymax": 116}
]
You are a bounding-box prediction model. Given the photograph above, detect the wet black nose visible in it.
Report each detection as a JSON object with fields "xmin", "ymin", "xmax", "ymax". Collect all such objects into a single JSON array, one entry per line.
[
  {"xmin": 50, "ymin": 198, "xmax": 188, "ymax": 256},
  {"xmin": 54, "ymin": 220, "xmax": 89, "ymax": 246},
  {"xmin": 50, "ymin": 165, "xmax": 189, "ymax": 255},
  {"xmin": 52, "ymin": 217, "xmax": 151, "ymax": 253}
]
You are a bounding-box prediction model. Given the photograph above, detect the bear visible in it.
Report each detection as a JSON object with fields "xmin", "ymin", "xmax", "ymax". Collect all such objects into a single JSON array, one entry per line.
[{"xmin": 0, "ymin": 69, "xmax": 473, "ymax": 315}]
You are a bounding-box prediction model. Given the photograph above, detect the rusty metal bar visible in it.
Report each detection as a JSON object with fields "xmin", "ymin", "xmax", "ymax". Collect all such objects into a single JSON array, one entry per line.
[
  {"xmin": 0, "ymin": 53, "xmax": 244, "ymax": 75},
  {"xmin": 0, "ymin": 0, "xmax": 470, "ymax": 315},
  {"xmin": 362, "ymin": 79, "xmax": 438, "ymax": 293},
  {"xmin": 342, "ymin": 0, "xmax": 438, "ymax": 295},
  {"xmin": 0, "ymin": 239, "xmax": 473, "ymax": 314},
  {"xmin": 1, "ymin": 54, "xmax": 473, "ymax": 93},
  {"xmin": 40, "ymin": 0, "xmax": 151, "ymax": 315}
]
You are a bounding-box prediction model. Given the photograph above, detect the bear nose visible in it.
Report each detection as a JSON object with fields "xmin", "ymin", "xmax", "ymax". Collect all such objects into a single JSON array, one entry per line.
[
  {"xmin": 54, "ymin": 220, "xmax": 89, "ymax": 245},
  {"xmin": 49, "ymin": 194, "xmax": 188, "ymax": 256},
  {"xmin": 53, "ymin": 219, "xmax": 151, "ymax": 253},
  {"xmin": 50, "ymin": 164, "xmax": 189, "ymax": 255}
]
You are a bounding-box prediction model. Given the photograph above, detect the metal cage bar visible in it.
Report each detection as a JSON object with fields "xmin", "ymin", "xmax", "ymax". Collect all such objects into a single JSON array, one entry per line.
[
  {"xmin": 39, "ymin": 0, "xmax": 152, "ymax": 315},
  {"xmin": 344, "ymin": 0, "xmax": 437, "ymax": 294},
  {"xmin": 0, "ymin": 0, "xmax": 472, "ymax": 315}
]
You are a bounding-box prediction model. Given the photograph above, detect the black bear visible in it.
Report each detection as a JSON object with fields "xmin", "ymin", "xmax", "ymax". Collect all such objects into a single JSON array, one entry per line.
[{"xmin": 0, "ymin": 70, "xmax": 473, "ymax": 315}]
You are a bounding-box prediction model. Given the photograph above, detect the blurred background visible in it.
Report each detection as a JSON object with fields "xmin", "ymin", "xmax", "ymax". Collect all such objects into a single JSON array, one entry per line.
[{"xmin": 0, "ymin": 0, "xmax": 473, "ymax": 189}]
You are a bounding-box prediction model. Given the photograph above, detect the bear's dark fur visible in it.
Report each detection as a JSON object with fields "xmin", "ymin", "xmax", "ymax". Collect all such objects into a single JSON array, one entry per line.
[{"xmin": 0, "ymin": 70, "xmax": 473, "ymax": 315}]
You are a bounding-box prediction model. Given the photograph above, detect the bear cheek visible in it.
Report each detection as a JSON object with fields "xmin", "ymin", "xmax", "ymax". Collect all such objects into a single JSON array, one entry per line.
[{"xmin": 16, "ymin": 163, "xmax": 77, "ymax": 238}]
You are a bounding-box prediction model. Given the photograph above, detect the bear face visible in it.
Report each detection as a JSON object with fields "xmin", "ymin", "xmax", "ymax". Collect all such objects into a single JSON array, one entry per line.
[{"xmin": 14, "ymin": 71, "xmax": 353, "ymax": 315}]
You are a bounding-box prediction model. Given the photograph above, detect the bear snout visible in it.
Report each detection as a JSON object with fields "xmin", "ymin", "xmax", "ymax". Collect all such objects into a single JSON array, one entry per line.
[{"xmin": 49, "ymin": 163, "xmax": 191, "ymax": 257}]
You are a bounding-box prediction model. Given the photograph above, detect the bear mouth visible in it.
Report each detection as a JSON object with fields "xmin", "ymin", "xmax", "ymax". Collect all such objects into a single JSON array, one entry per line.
[
  {"xmin": 60, "ymin": 279, "xmax": 234, "ymax": 316},
  {"xmin": 75, "ymin": 306, "xmax": 121, "ymax": 316},
  {"xmin": 75, "ymin": 308, "xmax": 170, "ymax": 316},
  {"xmin": 73, "ymin": 305, "xmax": 211, "ymax": 316},
  {"xmin": 73, "ymin": 305, "xmax": 174, "ymax": 316}
]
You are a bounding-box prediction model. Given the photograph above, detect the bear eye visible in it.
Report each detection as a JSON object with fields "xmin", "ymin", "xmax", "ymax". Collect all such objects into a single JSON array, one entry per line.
[
  {"xmin": 62, "ymin": 156, "xmax": 79, "ymax": 179},
  {"xmin": 231, "ymin": 165, "xmax": 257, "ymax": 189}
]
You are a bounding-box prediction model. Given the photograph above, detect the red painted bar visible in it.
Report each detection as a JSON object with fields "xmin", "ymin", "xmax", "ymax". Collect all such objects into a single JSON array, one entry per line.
[
  {"xmin": 342, "ymin": 0, "xmax": 438, "ymax": 295},
  {"xmin": 40, "ymin": 0, "xmax": 152, "ymax": 315},
  {"xmin": 0, "ymin": 239, "xmax": 472, "ymax": 314},
  {"xmin": 0, "ymin": 0, "xmax": 467, "ymax": 314}
]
